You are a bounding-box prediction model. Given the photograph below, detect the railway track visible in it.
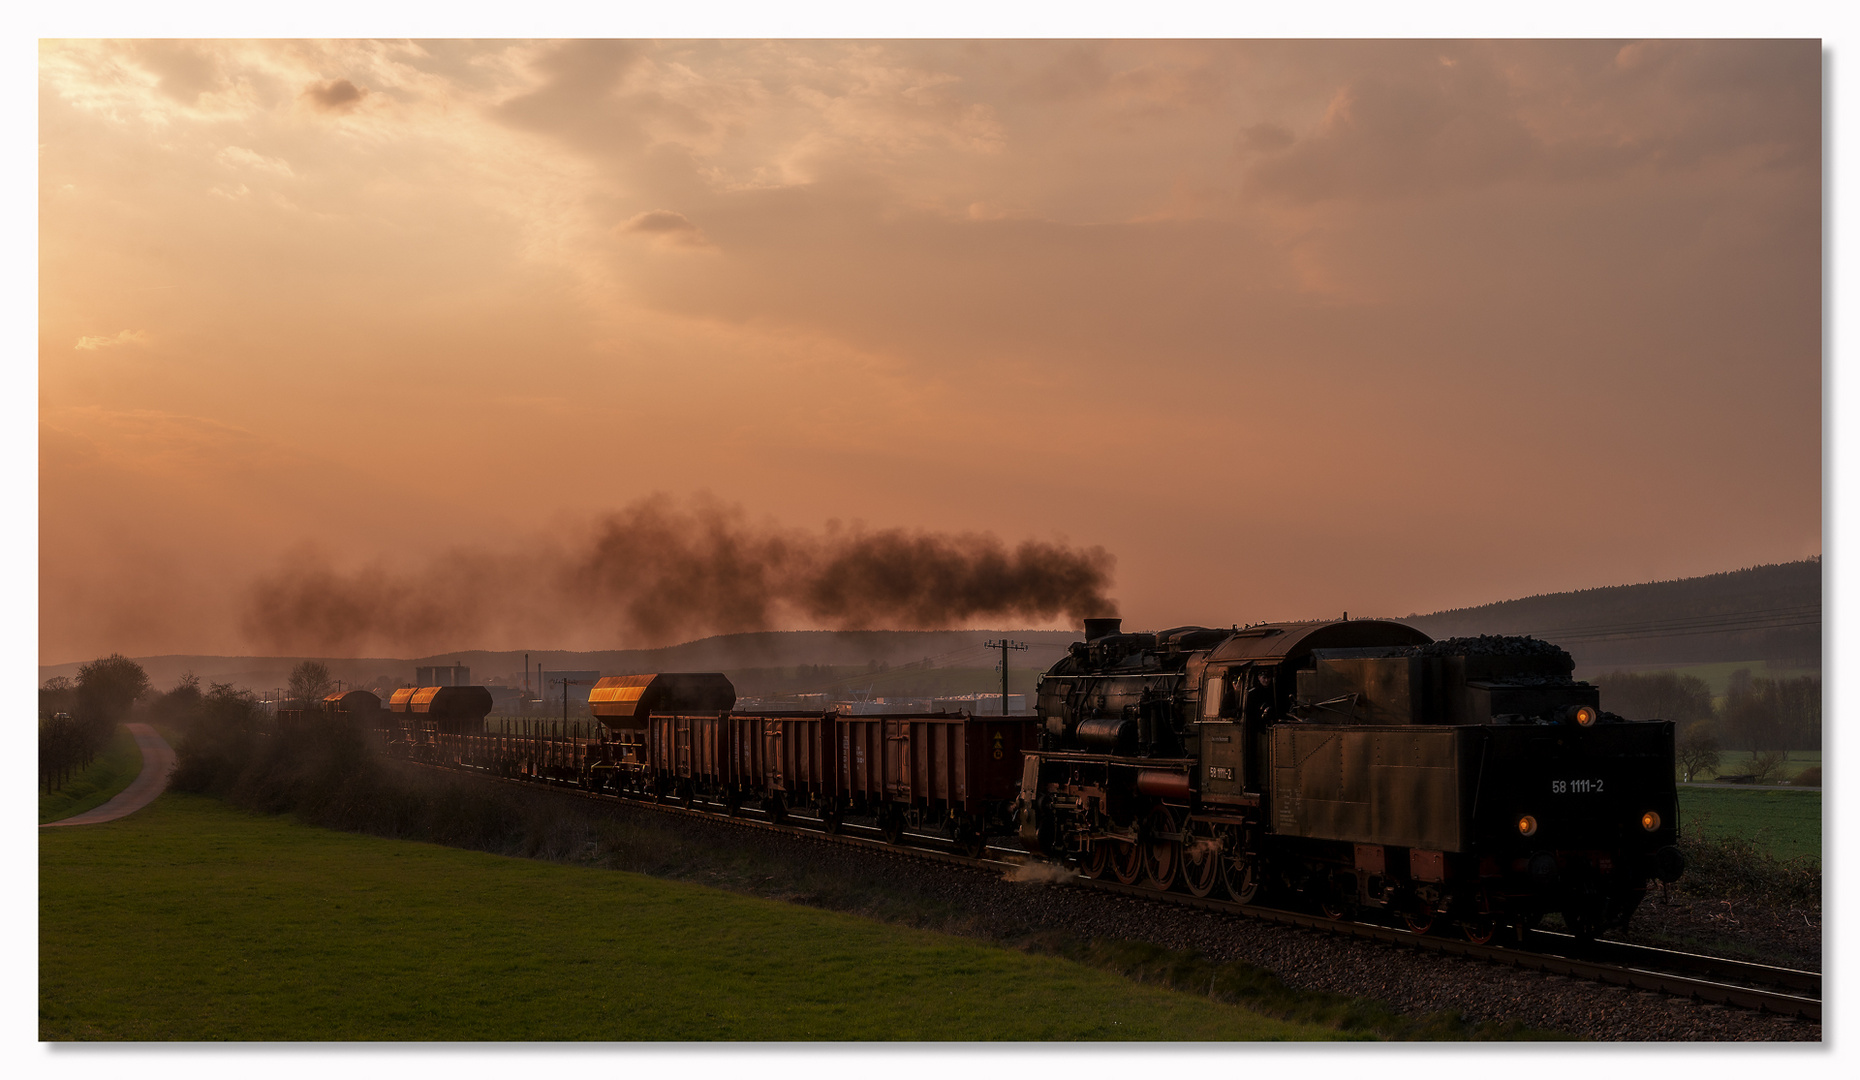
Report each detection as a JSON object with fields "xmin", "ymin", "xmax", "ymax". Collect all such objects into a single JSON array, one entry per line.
[{"xmin": 433, "ymin": 760, "xmax": 1822, "ymax": 1024}]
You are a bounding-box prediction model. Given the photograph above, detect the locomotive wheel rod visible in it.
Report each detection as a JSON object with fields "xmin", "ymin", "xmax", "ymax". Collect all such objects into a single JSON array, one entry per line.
[{"xmin": 410, "ymin": 757, "xmax": 1820, "ymax": 1023}]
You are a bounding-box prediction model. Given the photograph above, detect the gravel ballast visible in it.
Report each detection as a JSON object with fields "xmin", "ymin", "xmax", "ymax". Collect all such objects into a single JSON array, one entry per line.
[{"xmin": 567, "ymin": 787, "xmax": 1821, "ymax": 1043}]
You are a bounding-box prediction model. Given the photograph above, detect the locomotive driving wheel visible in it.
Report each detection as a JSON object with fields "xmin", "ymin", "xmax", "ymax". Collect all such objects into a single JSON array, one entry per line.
[
  {"xmin": 1141, "ymin": 807, "xmax": 1180, "ymax": 891},
  {"xmin": 1083, "ymin": 840, "xmax": 1110, "ymax": 879},
  {"xmin": 1110, "ymin": 839, "xmax": 1144, "ymax": 885},
  {"xmin": 1222, "ymin": 849, "xmax": 1262, "ymax": 904},
  {"xmin": 1181, "ymin": 820, "xmax": 1222, "ymax": 898}
]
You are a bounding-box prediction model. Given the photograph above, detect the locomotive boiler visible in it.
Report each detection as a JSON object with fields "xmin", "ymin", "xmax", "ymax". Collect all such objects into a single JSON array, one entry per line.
[{"xmin": 1017, "ymin": 617, "xmax": 1684, "ymax": 941}]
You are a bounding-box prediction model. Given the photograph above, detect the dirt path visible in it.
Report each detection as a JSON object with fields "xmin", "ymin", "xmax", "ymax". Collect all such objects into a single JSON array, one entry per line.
[{"xmin": 41, "ymin": 723, "xmax": 175, "ymax": 828}]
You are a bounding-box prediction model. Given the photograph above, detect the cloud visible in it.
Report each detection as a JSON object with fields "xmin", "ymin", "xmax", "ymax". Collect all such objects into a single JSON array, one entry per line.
[
  {"xmin": 1240, "ymin": 122, "xmax": 1295, "ymax": 153},
  {"xmin": 216, "ymin": 145, "xmax": 294, "ymax": 176},
  {"xmin": 619, "ymin": 209, "xmax": 709, "ymax": 246},
  {"xmin": 74, "ymin": 330, "xmax": 149, "ymax": 351},
  {"xmin": 301, "ymin": 77, "xmax": 368, "ymax": 113}
]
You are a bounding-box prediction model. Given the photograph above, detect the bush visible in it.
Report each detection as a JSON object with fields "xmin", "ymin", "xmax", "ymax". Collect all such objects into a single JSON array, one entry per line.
[
  {"xmin": 170, "ymin": 699, "xmax": 581, "ymax": 860},
  {"xmin": 1748, "ymin": 748, "xmax": 1788, "ymax": 784},
  {"xmin": 1675, "ymin": 831, "xmax": 1819, "ymax": 907},
  {"xmin": 1791, "ymin": 766, "xmax": 1822, "ymax": 787}
]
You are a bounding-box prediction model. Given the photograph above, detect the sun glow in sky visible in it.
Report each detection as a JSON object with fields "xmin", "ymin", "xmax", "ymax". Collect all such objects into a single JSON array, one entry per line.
[{"xmin": 38, "ymin": 38, "xmax": 1821, "ymax": 663}]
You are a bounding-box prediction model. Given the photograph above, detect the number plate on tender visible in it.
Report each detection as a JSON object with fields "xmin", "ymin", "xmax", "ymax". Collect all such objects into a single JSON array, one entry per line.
[
  {"xmin": 1207, "ymin": 766, "xmax": 1234, "ymax": 781},
  {"xmin": 1551, "ymin": 778, "xmax": 1605, "ymax": 794}
]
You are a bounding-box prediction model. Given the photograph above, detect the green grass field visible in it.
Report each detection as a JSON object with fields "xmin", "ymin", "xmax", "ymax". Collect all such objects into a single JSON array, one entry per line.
[
  {"xmin": 39, "ymin": 724, "xmax": 143, "ymax": 824},
  {"xmin": 1678, "ymin": 786, "xmax": 1821, "ymax": 862},
  {"xmin": 40, "ymin": 794, "xmax": 1356, "ymax": 1042}
]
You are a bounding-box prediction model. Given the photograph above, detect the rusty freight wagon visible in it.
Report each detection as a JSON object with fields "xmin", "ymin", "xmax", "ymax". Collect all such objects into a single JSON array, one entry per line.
[
  {"xmin": 321, "ymin": 689, "xmax": 382, "ymax": 715},
  {"xmin": 837, "ymin": 713, "xmax": 1038, "ymax": 855},
  {"xmin": 636, "ymin": 710, "xmax": 840, "ymax": 826},
  {"xmin": 642, "ymin": 711, "xmax": 776, "ymax": 814},
  {"xmin": 586, "ymin": 673, "xmax": 738, "ymax": 794}
]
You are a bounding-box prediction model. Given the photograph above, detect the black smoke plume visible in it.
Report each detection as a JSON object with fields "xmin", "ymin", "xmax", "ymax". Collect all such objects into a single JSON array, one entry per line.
[{"xmin": 241, "ymin": 495, "xmax": 1117, "ymax": 655}]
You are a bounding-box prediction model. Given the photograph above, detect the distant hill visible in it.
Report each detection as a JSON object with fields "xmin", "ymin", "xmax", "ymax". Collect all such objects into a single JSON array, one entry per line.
[
  {"xmin": 1403, "ymin": 558, "xmax": 1820, "ymax": 673},
  {"xmin": 38, "ymin": 630, "xmax": 1083, "ymax": 699},
  {"xmin": 42, "ymin": 559, "xmax": 1821, "ymax": 694}
]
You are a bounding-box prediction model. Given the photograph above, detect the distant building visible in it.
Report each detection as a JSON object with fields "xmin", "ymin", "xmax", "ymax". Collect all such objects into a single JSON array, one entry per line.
[
  {"xmin": 933, "ymin": 693, "xmax": 1029, "ymax": 715},
  {"xmin": 834, "ymin": 697, "xmax": 934, "ymax": 715},
  {"xmin": 416, "ymin": 664, "xmax": 471, "ymax": 686}
]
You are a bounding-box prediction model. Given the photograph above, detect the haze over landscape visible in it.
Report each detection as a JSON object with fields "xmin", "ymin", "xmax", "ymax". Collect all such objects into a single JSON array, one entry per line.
[{"xmin": 39, "ymin": 39, "xmax": 1820, "ymax": 665}]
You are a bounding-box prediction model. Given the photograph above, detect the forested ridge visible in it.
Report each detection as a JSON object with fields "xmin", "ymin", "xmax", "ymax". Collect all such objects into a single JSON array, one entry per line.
[{"xmin": 1406, "ymin": 558, "xmax": 1819, "ymax": 671}]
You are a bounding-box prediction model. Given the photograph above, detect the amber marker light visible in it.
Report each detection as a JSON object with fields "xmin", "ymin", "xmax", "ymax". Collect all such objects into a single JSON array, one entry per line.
[
  {"xmin": 1641, "ymin": 811, "xmax": 1662, "ymax": 832},
  {"xmin": 1518, "ymin": 815, "xmax": 1539, "ymax": 837},
  {"xmin": 1574, "ymin": 706, "xmax": 1597, "ymax": 727}
]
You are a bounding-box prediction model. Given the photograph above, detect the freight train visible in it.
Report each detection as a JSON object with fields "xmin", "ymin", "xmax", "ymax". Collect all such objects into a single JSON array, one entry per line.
[{"xmin": 365, "ymin": 617, "xmax": 1683, "ymax": 943}]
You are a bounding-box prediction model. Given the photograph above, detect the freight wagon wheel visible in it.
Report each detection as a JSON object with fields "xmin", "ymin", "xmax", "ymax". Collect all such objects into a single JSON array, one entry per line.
[
  {"xmin": 819, "ymin": 808, "xmax": 843, "ymax": 835},
  {"xmin": 1222, "ymin": 852, "xmax": 1261, "ymax": 905},
  {"xmin": 1110, "ymin": 839, "xmax": 1144, "ymax": 885},
  {"xmin": 1181, "ymin": 821, "xmax": 1221, "ymax": 898},
  {"xmin": 881, "ymin": 810, "xmax": 907, "ymax": 845},
  {"xmin": 1460, "ymin": 917, "xmax": 1496, "ymax": 946},
  {"xmin": 957, "ymin": 828, "xmax": 987, "ymax": 860},
  {"xmin": 1140, "ymin": 807, "xmax": 1180, "ymax": 891},
  {"xmin": 1083, "ymin": 842, "xmax": 1110, "ymax": 880},
  {"xmin": 1402, "ymin": 910, "xmax": 1437, "ymax": 936}
]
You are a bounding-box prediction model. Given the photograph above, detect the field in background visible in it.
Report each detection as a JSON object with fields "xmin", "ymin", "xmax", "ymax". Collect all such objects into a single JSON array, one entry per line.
[
  {"xmin": 1704, "ymin": 750, "xmax": 1822, "ymax": 783},
  {"xmin": 1678, "ymin": 787, "xmax": 1821, "ymax": 862},
  {"xmin": 41, "ymin": 795, "xmax": 1353, "ymax": 1042},
  {"xmin": 39, "ymin": 725, "xmax": 142, "ymax": 824},
  {"xmin": 1579, "ymin": 660, "xmax": 1820, "ymax": 697}
]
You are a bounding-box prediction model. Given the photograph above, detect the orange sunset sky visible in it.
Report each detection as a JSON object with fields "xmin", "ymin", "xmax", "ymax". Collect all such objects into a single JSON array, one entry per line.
[{"xmin": 37, "ymin": 38, "xmax": 1822, "ymax": 665}]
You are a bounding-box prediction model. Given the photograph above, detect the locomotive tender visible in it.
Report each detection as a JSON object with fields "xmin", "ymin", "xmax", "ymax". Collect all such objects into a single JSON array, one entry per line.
[
  {"xmin": 373, "ymin": 616, "xmax": 1683, "ymax": 942},
  {"xmin": 1018, "ymin": 617, "xmax": 1685, "ymax": 940}
]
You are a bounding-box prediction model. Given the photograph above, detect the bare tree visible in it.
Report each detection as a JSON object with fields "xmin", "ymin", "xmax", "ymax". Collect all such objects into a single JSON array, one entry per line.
[
  {"xmin": 289, "ymin": 660, "xmax": 335, "ymax": 710},
  {"xmin": 1749, "ymin": 749, "xmax": 1788, "ymax": 784},
  {"xmin": 1675, "ymin": 723, "xmax": 1721, "ymax": 783}
]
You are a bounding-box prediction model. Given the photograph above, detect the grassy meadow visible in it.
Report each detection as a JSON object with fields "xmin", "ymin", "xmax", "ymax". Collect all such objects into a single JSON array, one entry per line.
[
  {"xmin": 41, "ymin": 794, "xmax": 1360, "ymax": 1042},
  {"xmin": 1677, "ymin": 786, "xmax": 1821, "ymax": 863},
  {"xmin": 39, "ymin": 724, "xmax": 143, "ymax": 824}
]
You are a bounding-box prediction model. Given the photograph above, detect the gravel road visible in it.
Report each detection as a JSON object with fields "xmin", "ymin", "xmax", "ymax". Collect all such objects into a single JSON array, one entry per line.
[{"xmin": 41, "ymin": 723, "xmax": 175, "ymax": 828}]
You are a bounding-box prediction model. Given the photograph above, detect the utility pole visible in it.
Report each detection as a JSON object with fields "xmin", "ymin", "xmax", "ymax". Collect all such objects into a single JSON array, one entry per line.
[
  {"xmin": 984, "ymin": 639, "xmax": 1028, "ymax": 715},
  {"xmin": 563, "ymin": 678, "xmax": 597, "ymax": 737}
]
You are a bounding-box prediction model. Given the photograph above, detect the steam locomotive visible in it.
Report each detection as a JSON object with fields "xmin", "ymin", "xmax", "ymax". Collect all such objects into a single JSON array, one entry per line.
[
  {"xmin": 375, "ymin": 617, "xmax": 1683, "ymax": 943},
  {"xmin": 1017, "ymin": 617, "xmax": 1684, "ymax": 941}
]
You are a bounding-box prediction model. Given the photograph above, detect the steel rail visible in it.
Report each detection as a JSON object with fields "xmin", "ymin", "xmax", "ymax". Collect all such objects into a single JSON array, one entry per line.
[{"xmin": 408, "ymin": 756, "xmax": 1820, "ymax": 1023}]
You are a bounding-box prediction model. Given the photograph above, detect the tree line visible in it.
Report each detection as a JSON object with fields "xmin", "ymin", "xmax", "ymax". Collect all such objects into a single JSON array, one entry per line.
[
  {"xmin": 1592, "ymin": 668, "xmax": 1822, "ymax": 783},
  {"xmin": 39, "ymin": 655, "xmax": 149, "ymax": 792},
  {"xmin": 41, "ymin": 657, "xmax": 339, "ymax": 791}
]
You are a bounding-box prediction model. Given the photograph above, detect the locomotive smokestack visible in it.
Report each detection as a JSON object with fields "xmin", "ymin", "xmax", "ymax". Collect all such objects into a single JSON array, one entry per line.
[{"xmin": 1084, "ymin": 617, "xmax": 1122, "ymax": 641}]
